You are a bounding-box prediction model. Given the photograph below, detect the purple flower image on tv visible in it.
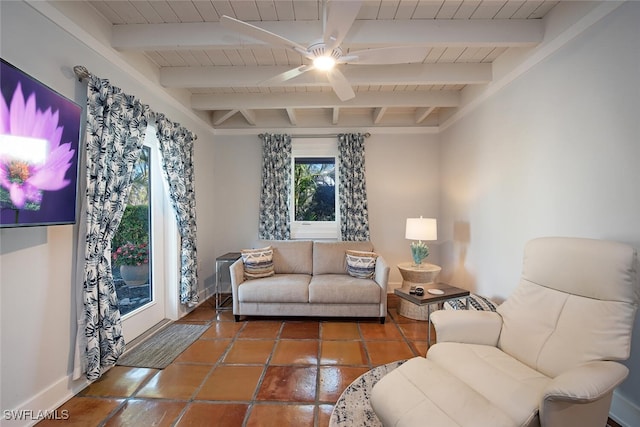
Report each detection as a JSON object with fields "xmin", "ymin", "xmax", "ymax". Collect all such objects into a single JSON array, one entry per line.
[
  {"xmin": 0, "ymin": 59, "xmax": 81, "ymax": 227},
  {"xmin": 0, "ymin": 82, "xmax": 75, "ymax": 209}
]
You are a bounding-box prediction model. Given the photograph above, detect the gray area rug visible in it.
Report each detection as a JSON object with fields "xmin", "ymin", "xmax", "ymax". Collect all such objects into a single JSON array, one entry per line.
[
  {"xmin": 117, "ymin": 323, "xmax": 208, "ymax": 369},
  {"xmin": 330, "ymin": 359, "xmax": 406, "ymax": 427}
]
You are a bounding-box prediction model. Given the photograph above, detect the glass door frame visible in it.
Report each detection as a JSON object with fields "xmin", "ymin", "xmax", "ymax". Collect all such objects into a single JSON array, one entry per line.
[{"xmin": 120, "ymin": 126, "xmax": 179, "ymax": 341}]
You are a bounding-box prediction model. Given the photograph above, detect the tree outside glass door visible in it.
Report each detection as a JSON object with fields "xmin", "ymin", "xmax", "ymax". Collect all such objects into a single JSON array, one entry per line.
[{"xmin": 111, "ymin": 146, "xmax": 152, "ymax": 316}]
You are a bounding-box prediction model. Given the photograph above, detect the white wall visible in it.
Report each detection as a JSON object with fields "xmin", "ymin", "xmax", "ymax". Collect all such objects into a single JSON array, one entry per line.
[
  {"xmin": 6, "ymin": 0, "xmax": 636, "ymax": 423},
  {"xmin": 439, "ymin": 2, "xmax": 640, "ymax": 424},
  {"xmin": 210, "ymin": 132, "xmax": 440, "ymax": 287},
  {"xmin": 0, "ymin": 2, "xmax": 440, "ymax": 420},
  {"xmin": 0, "ymin": 1, "xmax": 215, "ymax": 423}
]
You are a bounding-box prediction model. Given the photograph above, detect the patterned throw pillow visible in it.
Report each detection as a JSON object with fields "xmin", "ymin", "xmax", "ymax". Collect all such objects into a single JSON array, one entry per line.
[
  {"xmin": 444, "ymin": 294, "xmax": 497, "ymax": 311},
  {"xmin": 241, "ymin": 246, "xmax": 275, "ymax": 280},
  {"xmin": 345, "ymin": 250, "xmax": 378, "ymax": 279}
]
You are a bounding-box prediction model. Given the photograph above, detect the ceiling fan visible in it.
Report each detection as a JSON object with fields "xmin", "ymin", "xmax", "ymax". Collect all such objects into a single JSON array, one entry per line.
[{"xmin": 220, "ymin": 0, "xmax": 427, "ymax": 101}]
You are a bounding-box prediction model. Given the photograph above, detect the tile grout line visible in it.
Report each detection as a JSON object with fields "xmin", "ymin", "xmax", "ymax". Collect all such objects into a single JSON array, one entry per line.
[
  {"xmin": 161, "ymin": 318, "xmax": 218, "ymax": 427},
  {"xmin": 314, "ymin": 321, "xmax": 324, "ymax": 427},
  {"xmin": 170, "ymin": 317, "xmax": 246, "ymax": 426},
  {"xmin": 392, "ymin": 309, "xmax": 428, "ymax": 357},
  {"xmin": 240, "ymin": 319, "xmax": 285, "ymax": 427},
  {"xmin": 68, "ymin": 299, "xmax": 425, "ymax": 426}
]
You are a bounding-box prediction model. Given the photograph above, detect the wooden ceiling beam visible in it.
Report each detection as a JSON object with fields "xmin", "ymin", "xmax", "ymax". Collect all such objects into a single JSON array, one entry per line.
[
  {"xmin": 163, "ymin": 63, "xmax": 491, "ymax": 88},
  {"xmin": 212, "ymin": 109, "xmax": 238, "ymax": 126},
  {"xmin": 373, "ymin": 107, "xmax": 387, "ymax": 124},
  {"xmin": 285, "ymin": 108, "xmax": 297, "ymax": 126},
  {"xmin": 415, "ymin": 107, "xmax": 436, "ymax": 124},
  {"xmin": 192, "ymin": 90, "xmax": 460, "ymax": 110},
  {"xmin": 239, "ymin": 109, "xmax": 256, "ymax": 126},
  {"xmin": 112, "ymin": 19, "xmax": 542, "ymax": 51}
]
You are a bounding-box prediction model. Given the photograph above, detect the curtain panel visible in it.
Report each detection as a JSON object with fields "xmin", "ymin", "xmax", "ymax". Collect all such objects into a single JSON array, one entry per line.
[
  {"xmin": 258, "ymin": 133, "xmax": 292, "ymax": 240},
  {"xmin": 338, "ymin": 133, "xmax": 370, "ymax": 241},
  {"xmin": 155, "ymin": 114, "xmax": 199, "ymax": 306},
  {"xmin": 82, "ymin": 75, "xmax": 150, "ymax": 380}
]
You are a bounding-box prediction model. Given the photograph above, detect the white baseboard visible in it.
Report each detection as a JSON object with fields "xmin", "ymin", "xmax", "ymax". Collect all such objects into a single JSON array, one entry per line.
[
  {"xmin": 1, "ymin": 374, "xmax": 89, "ymax": 427},
  {"xmin": 610, "ymin": 390, "xmax": 640, "ymax": 427},
  {"xmin": 197, "ymin": 285, "xmax": 216, "ymax": 308}
]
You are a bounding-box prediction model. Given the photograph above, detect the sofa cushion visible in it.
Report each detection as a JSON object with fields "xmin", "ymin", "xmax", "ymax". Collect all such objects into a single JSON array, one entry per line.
[
  {"xmin": 256, "ymin": 240, "xmax": 313, "ymax": 274},
  {"xmin": 345, "ymin": 250, "xmax": 378, "ymax": 279},
  {"xmin": 309, "ymin": 274, "xmax": 381, "ymax": 304},
  {"xmin": 313, "ymin": 241, "xmax": 375, "ymax": 275},
  {"xmin": 237, "ymin": 274, "xmax": 311, "ymax": 303},
  {"xmin": 241, "ymin": 246, "xmax": 275, "ymax": 279}
]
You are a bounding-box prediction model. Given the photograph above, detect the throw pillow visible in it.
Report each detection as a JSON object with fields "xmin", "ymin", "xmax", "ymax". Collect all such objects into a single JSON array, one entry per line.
[
  {"xmin": 444, "ymin": 294, "xmax": 497, "ymax": 311},
  {"xmin": 346, "ymin": 250, "xmax": 378, "ymax": 279},
  {"xmin": 241, "ymin": 246, "xmax": 275, "ymax": 280}
]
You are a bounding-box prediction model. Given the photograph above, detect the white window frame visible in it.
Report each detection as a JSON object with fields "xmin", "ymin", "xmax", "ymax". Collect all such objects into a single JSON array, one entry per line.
[{"xmin": 290, "ymin": 138, "xmax": 339, "ymax": 240}]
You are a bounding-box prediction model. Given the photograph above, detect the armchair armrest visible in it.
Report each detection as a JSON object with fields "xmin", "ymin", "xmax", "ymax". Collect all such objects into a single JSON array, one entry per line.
[
  {"xmin": 542, "ymin": 361, "xmax": 629, "ymax": 404},
  {"xmin": 374, "ymin": 256, "xmax": 390, "ymax": 292},
  {"xmin": 540, "ymin": 361, "xmax": 629, "ymax": 427},
  {"xmin": 374, "ymin": 256, "xmax": 390, "ymax": 319},
  {"xmin": 430, "ymin": 310, "xmax": 503, "ymax": 346}
]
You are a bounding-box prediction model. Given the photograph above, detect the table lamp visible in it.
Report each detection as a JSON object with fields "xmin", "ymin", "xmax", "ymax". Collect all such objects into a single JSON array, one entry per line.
[{"xmin": 405, "ymin": 217, "xmax": 437, "ymax": 266}]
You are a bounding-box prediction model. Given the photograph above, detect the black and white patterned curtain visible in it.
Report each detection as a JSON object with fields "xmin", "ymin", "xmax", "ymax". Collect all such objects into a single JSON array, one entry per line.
[
  {"xmin": 258, "ymin": 133, "xmax": 291, "ymax": 240},
  {"xmin": 82, "ymin": 75, "xmax": 150, "ymax": 380},
  {"xmin": 155, "ymin": 114, "xmax": 199, "ymax": 306},
  {"xmin": 338, "ymin": 133, "xmax": 370, "ymax": 241}
]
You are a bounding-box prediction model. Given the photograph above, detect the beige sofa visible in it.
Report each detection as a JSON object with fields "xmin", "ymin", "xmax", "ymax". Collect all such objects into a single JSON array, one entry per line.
[
  {"xmin": 370, "ymin": 237, "xmax": 639, "ymax": 427},
  {"xmin": 230, "ymin": 240, "xmax": 390, "ymax": 323}
]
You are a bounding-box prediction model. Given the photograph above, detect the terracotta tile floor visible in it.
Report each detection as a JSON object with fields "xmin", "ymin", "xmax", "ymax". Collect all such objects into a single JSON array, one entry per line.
[{"xmin": 37, "ymin": 297, "xmax": 429, "ymax": 427}]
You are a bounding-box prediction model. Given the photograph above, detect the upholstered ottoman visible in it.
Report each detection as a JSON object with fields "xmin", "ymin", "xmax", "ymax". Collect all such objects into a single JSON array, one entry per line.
[{"xmin": 370, "ymin": 349, "xmax": 549, "ymax": 427}]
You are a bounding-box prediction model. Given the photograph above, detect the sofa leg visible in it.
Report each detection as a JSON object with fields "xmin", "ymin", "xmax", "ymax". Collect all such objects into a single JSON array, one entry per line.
[
  {"xmin": 234, "ymin": 315, "xmax": 240, "ymax": 322},
  {"xmin": 380, "ymin": 317, "xmax": 386, "ymax": 324}
]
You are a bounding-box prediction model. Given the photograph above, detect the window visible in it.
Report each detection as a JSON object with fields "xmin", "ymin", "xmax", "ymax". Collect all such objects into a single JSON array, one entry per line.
[
  {"xmin": 291, "ymin": 139, "xmax": 339, "ymax": 239},
  {"xmin": 294, "ymin": 157, "xmax": 335, "ymax": 221}
]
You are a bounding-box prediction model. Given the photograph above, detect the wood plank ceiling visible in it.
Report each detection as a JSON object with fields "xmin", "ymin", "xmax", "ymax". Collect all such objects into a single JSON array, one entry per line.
[{"xmin": 85, "ymin": 0, "xmax": 559, "ymax": 129}]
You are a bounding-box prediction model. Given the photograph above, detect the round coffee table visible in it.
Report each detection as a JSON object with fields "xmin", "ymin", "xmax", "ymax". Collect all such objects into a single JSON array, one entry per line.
[{"xmin": 397, "ymin": 262, "xmax": 442, "ymax": 320}]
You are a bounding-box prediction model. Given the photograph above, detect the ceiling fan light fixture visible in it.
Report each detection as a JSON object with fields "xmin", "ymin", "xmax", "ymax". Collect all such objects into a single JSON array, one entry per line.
[{"xmin": 313, "ymin": 55, "xmax": 336, "ymax": 71}]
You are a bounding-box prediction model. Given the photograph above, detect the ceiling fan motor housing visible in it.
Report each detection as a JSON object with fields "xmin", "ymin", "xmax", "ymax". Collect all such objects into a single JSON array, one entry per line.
[{"xmin": 308, "ymin": 41, "xmax": 343, "ymax": 60}]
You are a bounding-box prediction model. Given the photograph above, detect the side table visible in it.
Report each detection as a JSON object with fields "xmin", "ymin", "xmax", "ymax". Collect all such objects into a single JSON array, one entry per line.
[
  {"xmin": 397, "ymin": 262, "xmax": 442, "ymax": 320},
  {"xmin": 215, "ymin": 252, "xmax": 241, "ymax": 311},
  {"xmin": 395, "ymin": 284, "xmax": 470, "ymax": 345}
]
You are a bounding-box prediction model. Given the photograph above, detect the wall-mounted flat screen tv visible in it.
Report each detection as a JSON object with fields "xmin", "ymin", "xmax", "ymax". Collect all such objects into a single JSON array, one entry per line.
[{"xmin": 0, "ymin": 58, "xmax": 82, "ymax": 228}]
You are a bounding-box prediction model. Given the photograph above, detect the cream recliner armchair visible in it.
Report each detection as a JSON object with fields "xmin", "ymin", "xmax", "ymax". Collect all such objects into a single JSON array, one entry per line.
[{"xmin": 371, "ymin": 237, "xmax": 639, "ymax": 427}]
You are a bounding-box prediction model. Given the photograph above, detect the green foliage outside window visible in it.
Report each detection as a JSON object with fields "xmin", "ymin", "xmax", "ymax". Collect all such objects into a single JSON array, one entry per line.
[
  {"xmin": 294, "ymin": 161, "xmax": 335, "ymax": 221},
  {"xmin": 112, "ymin": 147, "xmax": 151, "ymax": 251},
  {"xmin": 112, "ymin": 204, "xmax": 149, "ymax": 250}
]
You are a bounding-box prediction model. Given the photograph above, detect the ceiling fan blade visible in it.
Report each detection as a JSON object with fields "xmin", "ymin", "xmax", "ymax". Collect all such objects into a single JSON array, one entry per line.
[
  {"xmin": 260, "ymin": 65, "xmax": 314, "ymax": 86},
  {"xmin": 340, "ymin": 46, "xmax": 428, "ymax": 64},
  {"xmin": 220, "ymin": 15, "xmax": 308, "ymax": 56},
  {"xmin": 323, "ymin": 0, "xmax": 362, "ymax": 51},
  {"xmin": 326, "ymin": 68, "xmax": 355, "ymax": 101}
]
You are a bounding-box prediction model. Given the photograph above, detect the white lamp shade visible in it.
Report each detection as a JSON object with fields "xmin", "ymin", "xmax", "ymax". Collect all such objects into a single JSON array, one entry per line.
[{"xmin": 405, "ymin": 218, "xmax": 437, "ymax": 241}]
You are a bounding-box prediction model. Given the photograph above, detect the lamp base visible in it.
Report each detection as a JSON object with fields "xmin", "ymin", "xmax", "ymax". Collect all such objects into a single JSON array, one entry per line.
[
  {"xmin": 397, "ymin": 262, "xmax": 443, "ymax": 321},
  {"xmin": 410, "ymin": 241, "xmax": 430, "ymax": 265},
  {"xmin": 397, "ymin": 262, "xmax": 442, "ymax": 285}
]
